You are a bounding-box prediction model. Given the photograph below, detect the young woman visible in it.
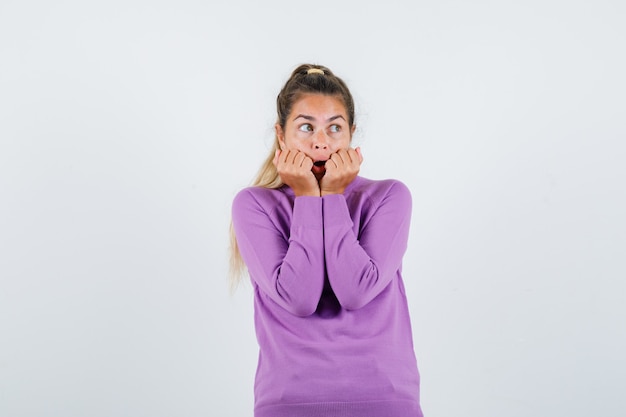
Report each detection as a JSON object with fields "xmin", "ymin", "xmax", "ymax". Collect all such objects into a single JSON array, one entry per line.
[{"xmin": 231, "ymin": 64, "xmax": 423, "ymax": 417}]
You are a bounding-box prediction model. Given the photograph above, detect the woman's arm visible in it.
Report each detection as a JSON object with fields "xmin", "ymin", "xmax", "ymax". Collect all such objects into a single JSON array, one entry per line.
[
  {"xmin": 232, "ymin": 189, "xmax": 325, "ymax": 316},
  {"xmin": 322, "ymin": 181, "xmax": 412, "ymax": 310}
]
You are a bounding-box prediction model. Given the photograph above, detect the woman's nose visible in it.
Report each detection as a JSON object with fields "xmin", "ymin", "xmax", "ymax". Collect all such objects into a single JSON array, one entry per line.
[{"xmin": 313, "ymin": 131, "xmax": 329, "ymax": 149}]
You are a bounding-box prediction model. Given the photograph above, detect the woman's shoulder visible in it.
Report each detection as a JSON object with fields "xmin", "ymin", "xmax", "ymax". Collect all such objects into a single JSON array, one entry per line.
[
  {"xmin": 344, "ymin": 177, "xmax": 412, "ymax": 218},
  {"xmin": 232, "ymin": 185, "xmax": 291, "ymax": 209},
  {"xmin": 349, "ymin": 176, "xmax": 411, "ymax": 200}
]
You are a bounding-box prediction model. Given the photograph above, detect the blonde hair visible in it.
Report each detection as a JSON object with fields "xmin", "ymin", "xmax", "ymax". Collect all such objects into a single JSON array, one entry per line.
[
  {"xmin": 228, "ymin": 140, "xmax": 283, "ymax": 291},
  {"xmin": 229, "ymin": 63, "xmax": 355, "ymax": 290}
]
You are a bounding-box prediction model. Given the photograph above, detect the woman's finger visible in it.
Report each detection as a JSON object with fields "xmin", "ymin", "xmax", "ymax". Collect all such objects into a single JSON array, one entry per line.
[
  {"xmin": 355, "ymin": 147, "xmax": 363, "ymax": 164},
  {"xmin": 331, "ymin": 150, "xmax": 346, "ymax": 167},
  {"xmin": 273, "ymin": 149, "xmax": 281, "ymax": 167}
]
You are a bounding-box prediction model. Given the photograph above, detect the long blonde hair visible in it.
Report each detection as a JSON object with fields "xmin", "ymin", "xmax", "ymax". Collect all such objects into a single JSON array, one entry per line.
[{"xmin": 229, "ymin": 63, "xmax": 356, "ymax": 290}]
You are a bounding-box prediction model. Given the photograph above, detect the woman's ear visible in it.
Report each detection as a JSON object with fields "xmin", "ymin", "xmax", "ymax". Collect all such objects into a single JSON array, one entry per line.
[{"xmin": 276, "ymin": 124, "xmax": 286, "ymax": 150}]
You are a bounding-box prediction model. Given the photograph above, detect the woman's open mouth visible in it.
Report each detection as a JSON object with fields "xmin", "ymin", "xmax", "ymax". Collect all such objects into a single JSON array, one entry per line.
[{"xmin": 312, "ymin": 160, "xmax": 327, "ymax": 177}]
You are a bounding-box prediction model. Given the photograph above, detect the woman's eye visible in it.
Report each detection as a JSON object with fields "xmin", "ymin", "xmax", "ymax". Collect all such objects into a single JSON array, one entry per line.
[
  {"xmin": 298, "ymin": 124, "xmax": 313, "ymax": 132},
  {"xmin": 329, "ymin": 124, "xmax": 341, "ymax": 133}
]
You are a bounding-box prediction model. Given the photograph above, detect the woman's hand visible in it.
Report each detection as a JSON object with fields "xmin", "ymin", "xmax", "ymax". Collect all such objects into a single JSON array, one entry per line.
[
  {"xmin": 320, "ymin": 147, "xmax": 363, "ymax": 196},
  {"xmin": 273, "ymin": 149, "xmax": 320, "ymax": 196}
]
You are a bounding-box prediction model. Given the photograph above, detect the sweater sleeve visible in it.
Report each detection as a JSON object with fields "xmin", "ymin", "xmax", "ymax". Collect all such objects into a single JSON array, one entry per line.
[
  {"xmin": 232, "ymin": 189, "xmax": 325, "ymax": 317},
  {"xmin": 322, "ymin": 181, "xmax": 412, "ymax": 310}
]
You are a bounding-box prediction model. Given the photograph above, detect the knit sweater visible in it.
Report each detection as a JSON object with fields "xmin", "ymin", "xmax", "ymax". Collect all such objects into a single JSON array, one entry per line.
[{"xmin": 231, "ymin": 176, "xmax": 423, "ymax": 417}]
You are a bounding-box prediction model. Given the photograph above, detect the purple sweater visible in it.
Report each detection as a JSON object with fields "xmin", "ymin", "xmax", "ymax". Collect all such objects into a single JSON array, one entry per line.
[{"xmin": 232, "ymin": 176, "xmax": 423, "ymax": 417}]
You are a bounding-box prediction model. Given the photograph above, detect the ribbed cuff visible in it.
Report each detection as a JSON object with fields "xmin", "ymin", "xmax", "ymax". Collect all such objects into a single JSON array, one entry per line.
[
  {"xmin": 292, "ymin": 196, "xmax": 323, "ymax": 229},
  {"xmin": 321, "ymin": 194, "xmax": 353, "ymax": 228}
]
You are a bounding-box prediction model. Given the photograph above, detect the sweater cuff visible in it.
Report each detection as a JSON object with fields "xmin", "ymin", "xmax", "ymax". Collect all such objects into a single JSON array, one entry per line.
[
  {"xmin": 292, "ymin": 196, "xmax": 323, "ymax": 230},
  {"xmin": 322, "ymin": 194, "xmax": 354, "ymax": 228}
]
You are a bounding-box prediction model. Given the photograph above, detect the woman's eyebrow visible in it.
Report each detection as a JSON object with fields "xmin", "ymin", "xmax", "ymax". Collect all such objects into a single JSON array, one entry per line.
[
  {"xmin": 327, "ymin": 115, "xmax": 346, "ymax": 122},
  {"xmin": 293, "ymin": 114, "xmax": 346, "ymax": 122}
]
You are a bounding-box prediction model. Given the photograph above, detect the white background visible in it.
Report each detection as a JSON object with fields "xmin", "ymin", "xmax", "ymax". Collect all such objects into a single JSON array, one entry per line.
[{"xmin": 1, "ymin": 1, "xmax": 625, "ymax": 416}]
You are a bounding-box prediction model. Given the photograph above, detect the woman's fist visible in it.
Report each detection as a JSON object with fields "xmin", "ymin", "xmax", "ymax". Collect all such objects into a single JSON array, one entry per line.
[
  {"xmin": 273, "ymin": 149, "xmax": 320, "ymax": 196},
  {"xmin": 320, "ymin": 147, "xmax": 363, "ymax": 196}
]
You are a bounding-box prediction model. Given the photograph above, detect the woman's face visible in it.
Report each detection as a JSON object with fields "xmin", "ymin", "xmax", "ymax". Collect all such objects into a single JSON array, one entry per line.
[{"xmin": 276, "ymin": 93, "xmax": 354, "ymax": 179}]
